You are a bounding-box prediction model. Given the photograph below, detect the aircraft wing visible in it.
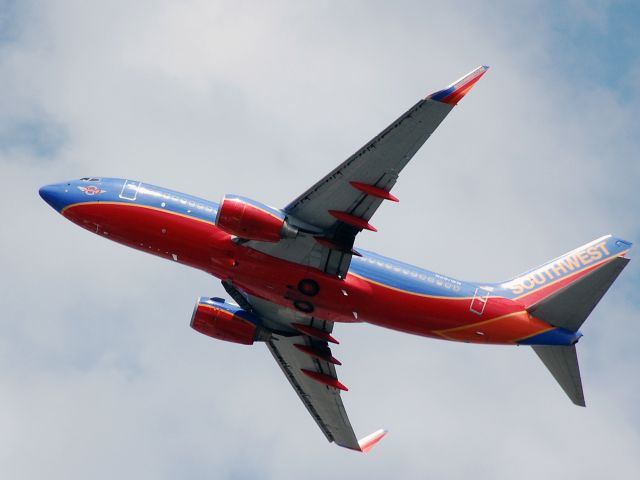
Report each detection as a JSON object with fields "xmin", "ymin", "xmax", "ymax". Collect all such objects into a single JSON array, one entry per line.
[
  {"xmin": 267, "ymin": 333, "xmax": 359, "ymax": 448},
  {"xmin": 267, "ymin": 333, "xmax": 386, "ymax": 451},
  {"xmin": 235, "ymin": 67, "xmax": 488, "ymax": 448},
  {"xmin": 224, "ymin": 282, "xmax": 386, "ymax": 452},
  {"xmin": 248, "ymin": 66, "xmax": 488, "ymax": 277}
]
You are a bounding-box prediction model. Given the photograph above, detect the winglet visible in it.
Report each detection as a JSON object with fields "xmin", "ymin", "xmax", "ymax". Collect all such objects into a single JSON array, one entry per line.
[
  {"xmin": 427, "ymin": 65, "xmax": 489, "ymax": 105},
  {"xmin": 357, "ymin": 429, "xmax": 388, "ymax": 453}
]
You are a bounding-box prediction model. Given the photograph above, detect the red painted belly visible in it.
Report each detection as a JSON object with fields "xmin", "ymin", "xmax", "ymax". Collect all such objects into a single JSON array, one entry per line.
[{"xmin": 63, "ymin": 202, "xmax": 549, "ymax": 345}]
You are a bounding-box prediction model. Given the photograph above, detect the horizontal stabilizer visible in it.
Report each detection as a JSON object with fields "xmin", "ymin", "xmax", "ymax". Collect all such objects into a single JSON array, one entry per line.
[
  {"xmin": 532, "ymin": 345, "xmax": 585, "ymax": 406},
  {"xmin": 528, "ymin": 257, "xmax": 629, "ymax": 332}
]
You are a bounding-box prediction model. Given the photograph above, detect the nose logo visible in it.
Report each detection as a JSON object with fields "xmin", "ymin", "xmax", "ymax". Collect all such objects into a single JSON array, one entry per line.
[{"xmin": 78, "ymin": 185, "xmax": 106, "ymax": 196}]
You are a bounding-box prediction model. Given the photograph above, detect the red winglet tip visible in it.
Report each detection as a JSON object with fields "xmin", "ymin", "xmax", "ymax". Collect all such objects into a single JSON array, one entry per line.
[
  {"xmin": 358, "ymin": 429, "xmax": 388, "ymax": 453},
  {"xmin": 427, "ymin": 65, "xmax": 489, "ymax": 105}
]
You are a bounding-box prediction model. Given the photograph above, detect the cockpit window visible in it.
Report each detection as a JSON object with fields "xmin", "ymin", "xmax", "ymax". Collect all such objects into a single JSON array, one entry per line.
[{"xmin": 80, "ymin": 177, "xmax": 101, "ymax": 181}]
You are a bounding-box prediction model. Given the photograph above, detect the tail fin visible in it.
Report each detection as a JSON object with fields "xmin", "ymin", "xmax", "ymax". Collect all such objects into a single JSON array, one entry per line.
[
  {"xmin": 506, "ymin": 235, "xmax": 632, "ymax": 407},
  {"xmin": 527, "ymin": 257, "xmax": 629, "ymax": 406},
  {"xmin": 532, "ymin": 345, "xmax": 585, "ymax": 406},
  {"xmin": 500, "ymin": 235, "xmax": 632, "ymax": 310}
]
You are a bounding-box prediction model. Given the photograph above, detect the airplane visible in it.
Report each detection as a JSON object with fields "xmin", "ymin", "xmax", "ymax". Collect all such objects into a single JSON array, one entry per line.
[{"xmin": 39, "ymin": 66, "xmax": 631, "ymax": 452}]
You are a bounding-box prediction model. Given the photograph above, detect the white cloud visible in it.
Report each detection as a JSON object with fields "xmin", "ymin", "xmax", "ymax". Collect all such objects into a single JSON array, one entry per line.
[{"xmin": 1, "ymin": 0, "xmax": 639, "ymax": 478}]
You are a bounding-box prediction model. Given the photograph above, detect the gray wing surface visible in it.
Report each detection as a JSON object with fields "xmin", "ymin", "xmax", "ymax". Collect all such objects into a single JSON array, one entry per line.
[
  {"xmin": 267, "ymin": 334, "xmax": 359, "ymax": 449},
  {"xmin": 224, "ymin": 283, "xmax": 361, "ymax": 449},
  {"xmin": 250, "ymin": 98, "xmax": 452, "ymax": 278},
  {"xmin": 247, "ymin": 66, "xmax": 488, "ymax": 278},
  {"xmin": 284, "ymin": 98, "xmax": 451, "ymax": 229}
]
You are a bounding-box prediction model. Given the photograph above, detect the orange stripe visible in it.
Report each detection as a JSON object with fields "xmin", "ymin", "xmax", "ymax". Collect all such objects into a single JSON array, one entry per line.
[
  {"xmin": 433, "ymin": 311, "xmax": 553, "ymax": 344},
  {"xmin": 433, "ymin": 310, "xmax": 524, "ymax": 337},
  {"xmin": 511, "ymin": 326, "xmax": 556, "ymax": 343}
]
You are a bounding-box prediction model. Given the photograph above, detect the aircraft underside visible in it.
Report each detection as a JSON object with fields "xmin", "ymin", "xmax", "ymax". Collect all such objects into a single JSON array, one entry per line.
[
  {"xmin": 59, "ymin": 197, "xmax": 616, "ymax": 347},
  {"xmin": 39, "ymin": 65, "xmax": 631, "ymax": 451}
]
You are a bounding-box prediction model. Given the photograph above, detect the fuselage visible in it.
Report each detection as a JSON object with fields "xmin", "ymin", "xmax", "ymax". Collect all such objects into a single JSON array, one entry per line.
[{"xmin": 40, "ymin": 177, "xmax": 581, "ymax": 346}]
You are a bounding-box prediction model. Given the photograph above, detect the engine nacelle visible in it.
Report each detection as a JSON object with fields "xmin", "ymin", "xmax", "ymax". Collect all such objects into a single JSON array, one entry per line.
[
  {"xmin": 215, "ymin": 194, "xmax": 297, "ymax": 242},
  {"xmin": 190, "ymin": 297, "xmax": 263, "ymax": 345}
]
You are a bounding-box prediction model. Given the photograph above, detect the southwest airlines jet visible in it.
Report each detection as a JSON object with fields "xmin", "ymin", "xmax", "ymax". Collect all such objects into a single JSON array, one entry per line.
[{"xmin": 40, "ymin": 66, "xmax": 631, "ymax": 452}]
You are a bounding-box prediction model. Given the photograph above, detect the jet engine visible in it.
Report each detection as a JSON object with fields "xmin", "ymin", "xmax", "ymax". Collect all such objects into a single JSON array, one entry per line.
[
  {"xmin": 215, "ymin": 194, "xmax": 297, "ymax": 242},
  {"xmin": 190, "ymin": 297, "xmax": 266, "ymax": 345}
]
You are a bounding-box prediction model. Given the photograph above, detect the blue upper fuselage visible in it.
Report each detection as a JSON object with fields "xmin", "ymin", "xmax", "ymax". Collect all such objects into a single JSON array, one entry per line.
[
  {"xmin": 40, "ymin": 177, "xmax": 630, "ymax": 301},
  {"xmin": 39, "ymin": 177, "xmax": 218, "ymax": 224},
  {"xmin": 39, "ymin": 177, "xmax": 479, "ymax": 297}
]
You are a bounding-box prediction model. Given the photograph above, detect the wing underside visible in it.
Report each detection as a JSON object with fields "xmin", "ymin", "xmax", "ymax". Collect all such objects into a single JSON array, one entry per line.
[
  {"xmin": 225, "ymin": 284, "xmax": 384, "ymax": 451},
  {"xmin": 267, "ymin": 333, "xmax": 360, "ymax": 449},
  {"xmin": 249, "ymin": 66, "xmax": 489, "ymax": 278}
]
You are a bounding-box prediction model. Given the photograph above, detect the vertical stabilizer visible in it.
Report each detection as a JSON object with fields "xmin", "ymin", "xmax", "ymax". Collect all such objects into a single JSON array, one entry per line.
[{"xmin": 532, "ymin": 345, "xmax": 585, "ymax": 406}]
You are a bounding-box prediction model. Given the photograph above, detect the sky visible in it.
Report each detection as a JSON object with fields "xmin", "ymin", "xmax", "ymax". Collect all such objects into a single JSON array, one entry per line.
[{"xmin": 1, "ymin": 0, "xmax": 639, "ymax": 478}]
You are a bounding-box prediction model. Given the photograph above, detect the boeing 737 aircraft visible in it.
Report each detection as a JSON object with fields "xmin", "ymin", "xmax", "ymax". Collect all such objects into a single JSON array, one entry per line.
[{"xmin": 40, "ymin": 66, "xmax": 631, "ymax": 452}]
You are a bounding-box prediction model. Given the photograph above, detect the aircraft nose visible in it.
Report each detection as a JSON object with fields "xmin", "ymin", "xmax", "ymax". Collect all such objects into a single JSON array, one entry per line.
[
  {"xmin": 39, "ymin": 184, "xmax": 55, "ymax": 203},
  {"xmin": 39, "ymin": 183, "xmax": 70, "ymax": 212}
]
